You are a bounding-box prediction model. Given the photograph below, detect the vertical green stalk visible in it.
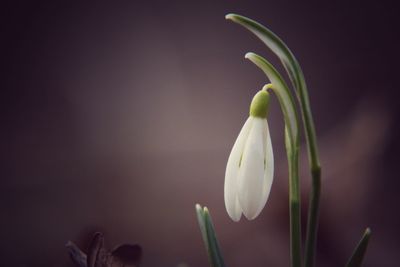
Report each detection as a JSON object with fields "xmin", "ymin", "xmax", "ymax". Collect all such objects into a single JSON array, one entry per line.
[
  {"xmin": 282, "ymin": 38, "xmax": 321, "ymax": 267},
  {"xmin": 286, "ymin": 129, "xmax": 302, "ymax": 267},
  {"xmin": 304, "ymin": 166, "xmax": 321, "ymax": 267}
]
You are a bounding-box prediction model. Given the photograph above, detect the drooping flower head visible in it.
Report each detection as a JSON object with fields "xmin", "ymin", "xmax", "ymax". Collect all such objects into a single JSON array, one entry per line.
[{"xmin": 224, "ymin": 86, "xmax": 274, "ymax": 221}]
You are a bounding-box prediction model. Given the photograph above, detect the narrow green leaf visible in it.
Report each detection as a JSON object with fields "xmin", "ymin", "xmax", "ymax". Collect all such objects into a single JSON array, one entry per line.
[
  {"xmin": 195, "ymin": 204, "xmax": 226, "ymax": 267},
  {"xmin": 345, "ymin": 228, "xmax": 371, "ymax": 267},
  {"xmin": 225, "ymin": 14, "xmax": 302, "ymax": 92},
  {"xmin": 196, "ymin": 204, "xmax": 210, "ymax": 255},
  {"xmin": 204, "ymin": 207, "xmax": 226, "ymax": 267}
]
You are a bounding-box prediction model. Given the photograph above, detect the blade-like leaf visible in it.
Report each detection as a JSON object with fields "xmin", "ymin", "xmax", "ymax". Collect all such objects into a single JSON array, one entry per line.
[
  {"xmin": 195, "ymin": 204, "xmax": 226, "ymax": 267},
  {"xmin": 203, "ymin": 207, "xmax": 226, "ymax": 267},
  {"xmin": 345, "ymin": 228, "xmax": 371, "ymax": 267},
  {"xmin": 225, "ymin": 13, "xmax": 304, "ymax": 96},
  {"xmin": 195, "ymin": 204, "xmax": 209, "ymax": 255}
]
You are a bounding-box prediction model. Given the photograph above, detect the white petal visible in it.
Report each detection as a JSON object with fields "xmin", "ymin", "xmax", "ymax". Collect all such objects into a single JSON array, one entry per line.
[
  {"xmin": 237, "ymin": 118, "xmax": 266, "ymax": 220},
  {"xmin": 224, "ymin": 117, "xmax": 253, "ymax": 221},
  {"xmin": 253, "ymin": 120, "xmax": 274, "ymax": 217}
]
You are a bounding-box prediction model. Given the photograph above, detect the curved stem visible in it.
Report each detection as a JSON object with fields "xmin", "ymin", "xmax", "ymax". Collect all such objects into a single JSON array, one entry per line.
[{"xmin": 246, "ymin": 53, "xmax": 302, "ymax": 267}]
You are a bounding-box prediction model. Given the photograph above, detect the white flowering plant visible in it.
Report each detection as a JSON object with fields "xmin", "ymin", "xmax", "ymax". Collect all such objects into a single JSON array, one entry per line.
[{"xmin": 195, "ymin": 14, "xmax": 371, "ymax": 267}]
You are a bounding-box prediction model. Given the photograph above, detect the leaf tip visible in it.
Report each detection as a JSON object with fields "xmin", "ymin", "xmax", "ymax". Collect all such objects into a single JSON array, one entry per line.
[
  {"xmin": 365, "ymin": 227, "xmax": 371, "ymax": 235},
  {"xmin": 245, "ymin": 52, "xmax": 261, "ymax": 66},
  {"xmin": 203, "ymin": 206, "xmax": 209, "ymax": 214},
  {"xmin": 244, "ymin": 52, "xmax": 255, "ymax": 59},
  {"xmin": 225, "ymin": 13, "xmax": 235, "ymax": 20},
  {"xmin": 195, "ymin": 204, "xmax": 205, "ymax": 218}
]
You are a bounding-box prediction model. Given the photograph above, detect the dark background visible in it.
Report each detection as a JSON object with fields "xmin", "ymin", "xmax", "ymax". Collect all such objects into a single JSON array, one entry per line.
[{"xmin": 1, "ymin": 0, "xmax": 399, "ymax": 266}]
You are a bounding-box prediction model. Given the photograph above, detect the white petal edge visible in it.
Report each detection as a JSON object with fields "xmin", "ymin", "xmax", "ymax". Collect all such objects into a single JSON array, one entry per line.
[
  {"xmin": 224, "ymin": 117, "xmax": 253, "ymax": 221},
  {"xmin": 237, "ymin": 118, "xmax": 266, "ymax": 220}
]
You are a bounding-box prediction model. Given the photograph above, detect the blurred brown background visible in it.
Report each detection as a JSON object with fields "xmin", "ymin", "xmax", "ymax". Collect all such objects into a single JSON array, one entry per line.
[{"xmin": 1, "ymin": 0, "xmax": 399, "ymax": 266}]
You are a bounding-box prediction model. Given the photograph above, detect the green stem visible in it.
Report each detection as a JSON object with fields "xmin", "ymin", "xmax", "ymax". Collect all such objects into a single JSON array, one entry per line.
[
  {"xmin": 293, "ymin": 60, "xmax": 321, "ymax": 267},
  {"xmin": 304, "ymin": 167, "xmax": 321, "ymax": 267},
  {"xmin": 247, "ymin": 53, "xmax": 302, "ymax": 267},
  {"xmin": 287, "ymin": 129, "xmax": 302, "ymax": 267}
]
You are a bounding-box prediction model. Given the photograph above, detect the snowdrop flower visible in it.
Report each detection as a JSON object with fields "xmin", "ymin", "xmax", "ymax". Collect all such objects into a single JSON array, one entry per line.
[{"xmin": 224, "ymin": 87, "xmax": 274, "ymax": 221}]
